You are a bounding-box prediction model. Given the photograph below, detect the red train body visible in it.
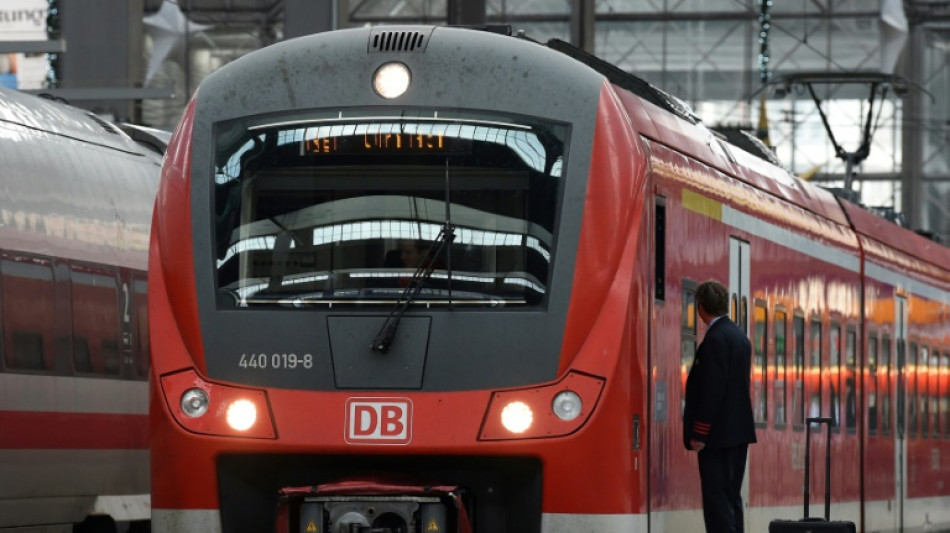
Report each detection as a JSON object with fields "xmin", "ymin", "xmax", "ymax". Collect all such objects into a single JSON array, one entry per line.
[{"xmin": 149, "ymin": 26, "xmax": 950, "ymax": 532}]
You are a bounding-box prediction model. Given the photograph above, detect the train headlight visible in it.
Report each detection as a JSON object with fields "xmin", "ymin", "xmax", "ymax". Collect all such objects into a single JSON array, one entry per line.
[
  {"xmin": 500, "ymin": 401, "xmax": 533, "ymax": 434},
  {"xmin": 373, "ymin": 62, "xmax": 411, "ymax": 99},
  {"xmin": 226, "ymin": 399, "xmax": 258, "ymax": 431},
  {"xmin": 479, "ymin": 372, "xmax": 604, "ymax": 441},
  {"xmin": 180, "ymin": 388, "xmax": 209, "ymax": 418},
  {"xmin": 552, "ymin": 390, "xmax": 582, "ymax": 421}
]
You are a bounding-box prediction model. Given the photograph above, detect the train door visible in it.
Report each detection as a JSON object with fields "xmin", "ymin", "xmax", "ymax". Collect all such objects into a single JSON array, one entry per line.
[
  {"xmin": 894, "ymin": 295, "xmax": 908, "ymax": 531},
  {"xmin": 728, "ymin": 236, "xmax": 751, "ymax": 529}
]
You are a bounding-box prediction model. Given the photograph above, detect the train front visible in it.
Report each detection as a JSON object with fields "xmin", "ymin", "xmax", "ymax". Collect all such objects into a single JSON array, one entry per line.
[{"xmin": 150, "ymin": 25, "xmax": 649, "ymax": 533}]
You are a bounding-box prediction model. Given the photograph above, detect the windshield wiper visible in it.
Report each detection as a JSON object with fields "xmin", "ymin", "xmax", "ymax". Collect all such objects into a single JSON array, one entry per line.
[{"xmin": 371, "ymin": 222, "xmax": 456, "ymax": 353}]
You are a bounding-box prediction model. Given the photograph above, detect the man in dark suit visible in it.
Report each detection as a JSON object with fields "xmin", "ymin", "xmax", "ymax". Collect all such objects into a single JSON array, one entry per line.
[{"xmin": 683, "ymin": 280, "xmax": 757, "ymax": 533}]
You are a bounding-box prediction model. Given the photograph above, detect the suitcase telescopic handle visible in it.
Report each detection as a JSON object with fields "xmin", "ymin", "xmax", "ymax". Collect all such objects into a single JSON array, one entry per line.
[{"xmin": 805, "ymin": 417, "xmax": 833, "ymax": 520}]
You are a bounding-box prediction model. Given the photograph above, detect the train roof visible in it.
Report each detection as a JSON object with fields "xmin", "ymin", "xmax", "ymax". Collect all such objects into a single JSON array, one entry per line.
[
  {"xmin": 0, "ymin": 86, "xmax": 162, "ymax": 156},
  {"xmin": 541, "ymin": 36, "xmax": 950, "ymax": 280}
]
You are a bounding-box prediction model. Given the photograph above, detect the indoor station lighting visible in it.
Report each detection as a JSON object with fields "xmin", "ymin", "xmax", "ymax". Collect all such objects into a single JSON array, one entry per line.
[
  {"xmin": 226, "ymin": 399, "xmax": 258, "ymax": 431},
  {"xmin": 373, "ymin": 62, "xmax": 411, "ymax": 99}
]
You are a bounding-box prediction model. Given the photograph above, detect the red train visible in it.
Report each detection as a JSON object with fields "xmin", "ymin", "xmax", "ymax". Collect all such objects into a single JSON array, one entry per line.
[
  {"xmin": 0, "ymin": 87, "xmax": 162, "ymax": 532},
  {"xmin": 149, "ymin": 26, "xmax": 950, "ymax": 532}
]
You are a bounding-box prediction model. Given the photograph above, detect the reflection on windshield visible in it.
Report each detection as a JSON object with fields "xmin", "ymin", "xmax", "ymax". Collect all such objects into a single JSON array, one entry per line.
[{"xmin": 213, "ymin": 112, "xmax": 566, "ymax": 309}]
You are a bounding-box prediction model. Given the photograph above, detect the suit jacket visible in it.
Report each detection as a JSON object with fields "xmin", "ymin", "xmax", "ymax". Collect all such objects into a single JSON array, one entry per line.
[{"xmin": 683, "ymin": 316, "xmax": 757, "ymax": 450}]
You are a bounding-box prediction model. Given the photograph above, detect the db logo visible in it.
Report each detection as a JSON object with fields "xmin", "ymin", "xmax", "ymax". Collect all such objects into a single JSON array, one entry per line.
[{"xmin": 345, "ymin": 398, "xmax": 412, "ymax": 445}]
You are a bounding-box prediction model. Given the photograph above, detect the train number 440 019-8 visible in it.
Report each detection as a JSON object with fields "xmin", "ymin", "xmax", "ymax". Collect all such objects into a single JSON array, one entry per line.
[{"xmin": 238, "ymin": 353, "xmax": 314, "ymax": 370}]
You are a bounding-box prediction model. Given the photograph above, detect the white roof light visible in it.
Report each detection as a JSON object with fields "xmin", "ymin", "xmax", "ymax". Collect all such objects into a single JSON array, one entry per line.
[{"xmin": 373, "ymin": 62, "xmax": 411, "ymax": 99}]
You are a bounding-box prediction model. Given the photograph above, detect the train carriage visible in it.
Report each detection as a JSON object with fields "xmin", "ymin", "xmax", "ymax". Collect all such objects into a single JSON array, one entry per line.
[
  {"xmin": 0, "ymin": 87, "xmax": 161, "ymax": 532},
  {"xmin": 148, "ymin": 25, "xmax": 950, "ymax": 533}
]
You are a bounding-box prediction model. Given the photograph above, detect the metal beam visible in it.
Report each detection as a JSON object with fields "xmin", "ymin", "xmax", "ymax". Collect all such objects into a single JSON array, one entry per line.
[{"xmin": 0, "ymin": 40, "xmax": 66, "ymax": 53}]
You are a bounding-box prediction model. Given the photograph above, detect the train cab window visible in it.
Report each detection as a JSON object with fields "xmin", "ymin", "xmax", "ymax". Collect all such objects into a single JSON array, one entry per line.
[
  {"xmin": 908, "ymin": 342, "xmax": 919, "ymax": 437},
  {"xmin": 829, "ymin": 322, "xmax": 841, "ymax": 431},
  {"xmin": 773, "ymin": 309, "xmax": 787, "ymax": 429},
  {"xmin": 71, "ymin": 265, "xmax": 121, "ymax": 375},
  {"xmin": 1, "ymin": 254, "xmax": 55, "ymax": 372},
  {"xmin": 792, "ymin": 313, "xmax": 806, "ymax": 431},
  {"xmin": 809, "ymin": 317, "xmax": 822, "ymax": 421},
  {"xmin": 881, "ymin": 334, "xmax": 892, "ymax": 436},
  {"xmin": 844, "ymin": 327, "xmax": 857, "ymax": 433},
  {"xmin": 868, "ymin": 333, "xmax": 879, "ymax": 436},
  {"xmin": 212, "ymin": 112, "xmax": 566, "ymax": 309},
  {"xmin": 752, "ymin": 302, "xmax": 767, "ymax": 427}
]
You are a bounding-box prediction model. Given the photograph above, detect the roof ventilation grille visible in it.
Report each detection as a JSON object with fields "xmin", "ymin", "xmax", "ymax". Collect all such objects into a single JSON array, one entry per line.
[{"xmin": 369, "ymin": 29, "xmax": 430, "ymax": 53}]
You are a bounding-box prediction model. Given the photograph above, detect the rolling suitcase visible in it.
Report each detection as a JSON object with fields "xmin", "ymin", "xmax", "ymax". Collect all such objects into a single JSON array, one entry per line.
[{"xmin": 768, "ymin": 417, "xmax": 856, "ymax": 532}]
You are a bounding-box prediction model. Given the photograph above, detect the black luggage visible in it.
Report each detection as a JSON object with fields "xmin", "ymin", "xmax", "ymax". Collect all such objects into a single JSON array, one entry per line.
[{"xmin": 768, "ymin": 417, "xmax": 856, "ymax": 533}]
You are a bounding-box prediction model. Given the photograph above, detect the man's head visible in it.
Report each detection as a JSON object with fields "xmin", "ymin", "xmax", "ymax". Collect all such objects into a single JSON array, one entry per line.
[{"xmin": 696, "ymin": 280, "xmax": 729, "ymax": 322}]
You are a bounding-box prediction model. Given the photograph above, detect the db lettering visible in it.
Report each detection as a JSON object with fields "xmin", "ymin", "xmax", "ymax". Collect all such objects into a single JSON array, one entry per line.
[{"xmin": 345, "ymin": 398, "xmax": 412, "ymax": 445}]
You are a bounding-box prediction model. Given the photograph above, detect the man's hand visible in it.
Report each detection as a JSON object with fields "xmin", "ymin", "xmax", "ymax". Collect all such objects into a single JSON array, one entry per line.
[{"xmin": 690, "ymin": 439, "xmax": 705, "ymax": 451}]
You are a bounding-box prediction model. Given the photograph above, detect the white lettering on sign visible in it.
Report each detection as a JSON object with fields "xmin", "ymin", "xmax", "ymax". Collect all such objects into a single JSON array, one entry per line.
[{"xmin": 345, "ymin": 398, "xmax": 412, "ymax": 445}]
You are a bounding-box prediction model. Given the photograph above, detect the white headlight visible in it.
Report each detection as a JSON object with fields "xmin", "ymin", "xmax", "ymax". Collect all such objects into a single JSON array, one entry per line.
[
  {"xmin": 226, "ymin": 399, "xmax": 257, "ymax": 431},
  {"xmin": 552, "ymin": 390, "xmax": 582, "ymax": 421},
  {"xmin": 373, "ymin": 62, "xmax": 411, "ymax": 99},
  {"xmin": 180, "ymin": 388, "xmax": 209, "ymax": 418},
  {"xmin": 500, "ymin": 401, "xmax": 533, "ymax": 434}
]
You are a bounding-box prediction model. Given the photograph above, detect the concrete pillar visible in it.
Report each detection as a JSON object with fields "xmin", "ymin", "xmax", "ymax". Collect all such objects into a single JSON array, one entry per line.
[{"xmin": 284, "ymin": 0, "xmax": 346, "ymax": 39}]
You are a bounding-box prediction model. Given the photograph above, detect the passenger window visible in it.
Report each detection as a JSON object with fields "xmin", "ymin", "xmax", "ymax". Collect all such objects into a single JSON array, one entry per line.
[
  {"xmin": 1, "ymin": 254, "xmax": 55, "ymax": 372},
  {"xmin": 681, "ymin": 280, "xmax": 698, "ymax": 414},
  {"xmin": 792, "ymin": 313, "xmax": 806, "ymax": 430},
  {"xmin": 941, "ymin": 352, "xmax": 950, "ymax": 439},
  {"xmin": 809, "ymin": 318, "xmax": 822, "ymax": 421},
  {"xmin": 881, "ymin": 334, "xmax": 892, "ymax": 436},
  {"xmin": 829, "ymin": 323, "xmax": 841, "ymax": 430},
  {"xmin": 929, "ymin": 347, "xmax": 939, "ymax": 438},
  {"xmin": 71, "ymin": 265, "xmax": 121, "ymax": 375},
  {"xmin": 868, "ymin": 333, "xmax": 879, "ymax": 436},
  {"xmin": 752, "ymin": 303, "xmax": 767, "ymax": 427},
  {"xmin": 845, "ymin": 327, "xmax": 857, "ymax": 432},
  {"xmin": 909, "ymin": 342, "xmax": 918, "ymax": 437},
  {"xmin": 774, "ymin": 310, "xmax": 787, "ymax": 428}
]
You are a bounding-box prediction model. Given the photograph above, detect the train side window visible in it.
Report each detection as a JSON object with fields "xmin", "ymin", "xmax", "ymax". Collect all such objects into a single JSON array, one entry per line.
[
  {"xmin": 908, "ymin": 342, "xmax": 918, "ymax": 437},
  {"xmin": 1, "ymin": 254, "xmax": 55, "ymax": 372},
  {"xmin": 920, "ymin": 345, "xmax": 931, "ymax": 437},
  {"xmin": 844, "ymin": 326, "xmax": 857, "ymax": 433},
  {"xmin": 881, "ymin": 334, "xmax": 892, "ymax": 436},
  {"xmin": 809, "ymin": 317, "xmax": 822, "ymax": 421},
  {"xmin": 773, "ymin": 309, "xmax": 787, "ymax": 429},
  {"xmin": 71, "ymin": 264, "xmax": 121, "ymax": 376},
  {"xmin": 681, "ymin": 279, "xmax": 698, "ymax": 414},
  {"xmin": 928, "ymin": 346, "xmax": 938, "ymax": 438},
  {"xmin": 752, "ymin": 302, "xmax": 767, "ymax": 427},
  {"xmin": 730, "ymin": 294, "xmax": 738, "ymax": 325},
  {"xmin": 868, "ymin": 333, "xmax": 879, "ymax": 436},
  {"xmin": 655, "ymin": 197, "xmax": 666, "ymax": 302},
  {"xmin": 792, "ymin": 313, "xmax": 806, "ymax": 431},
  {"xmin": 829, "ymin": 322, "xmax": 841, "ymax": 431},
  {"xmin": 941, "ymin": 351, "xmax": 950, "ymax": 439},
  {"xmin": 133, "ymin": 277, "xmax": 150, "ymax": 379}
]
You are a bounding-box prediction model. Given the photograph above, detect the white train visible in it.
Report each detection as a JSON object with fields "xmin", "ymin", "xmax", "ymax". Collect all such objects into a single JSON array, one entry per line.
[{"xmin": 0, "ymin": 87, "xmax": 162, "ymax": 533}]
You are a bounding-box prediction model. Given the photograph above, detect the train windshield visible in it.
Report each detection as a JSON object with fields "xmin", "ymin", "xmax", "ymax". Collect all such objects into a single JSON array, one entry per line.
[{"xmin": 212, "ymin": 111, "xmax": 567, "ymax": 309}]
